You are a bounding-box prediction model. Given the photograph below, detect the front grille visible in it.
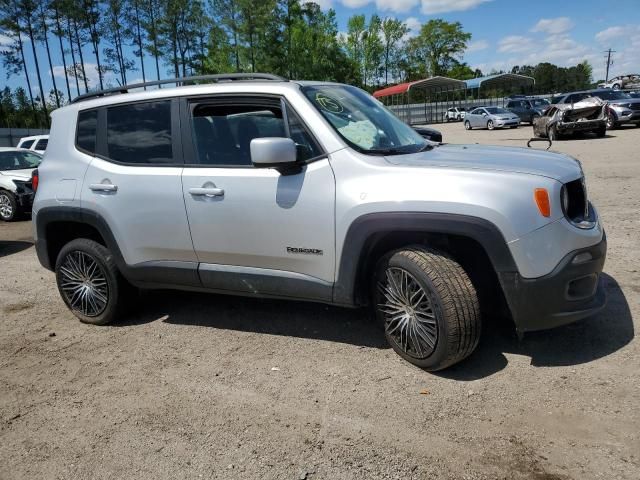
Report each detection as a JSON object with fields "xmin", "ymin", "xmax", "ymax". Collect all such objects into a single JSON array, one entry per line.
[{"xmin": 629, "ymin": 103, "xmax": 640, "ymax": 111}]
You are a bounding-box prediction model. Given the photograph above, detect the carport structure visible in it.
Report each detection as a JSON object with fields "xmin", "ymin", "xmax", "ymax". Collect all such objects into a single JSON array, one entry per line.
[
  {"xmin": 374, "ymin": 73, "xmax": 535, "ymax": 125},
  {"xmin": 373, "ymin": 76, "xmax": 466, "ymax": 125},
  {"xmin": 464, "ymin": 73, "xmax": 535, "ymax": 105}
]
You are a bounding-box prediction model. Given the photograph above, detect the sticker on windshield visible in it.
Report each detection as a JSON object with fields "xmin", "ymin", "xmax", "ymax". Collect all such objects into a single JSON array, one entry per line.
[{"xmin": 315, "ymin": 93, "xmax": 344, "ymax": 113}]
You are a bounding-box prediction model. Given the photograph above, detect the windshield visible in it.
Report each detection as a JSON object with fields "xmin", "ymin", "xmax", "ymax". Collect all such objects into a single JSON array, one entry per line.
[
  {"xmin": 302, "ymin": 85, "xmax": 427, "ymax": 154},
  {"xmin": 485, "ymin": 107, "xmax": 511, "ymax": 114},
  {"xmin": 0, "ymin": 151, "xmax": 42, "ymax": 171},
  {"xmin": 594, "ymin": 90, "xmax": 631, "ymax": 100}
]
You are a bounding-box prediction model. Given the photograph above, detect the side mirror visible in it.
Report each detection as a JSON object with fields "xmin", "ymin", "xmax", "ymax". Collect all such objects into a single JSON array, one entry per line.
[{"xmin": 251, "ymin": 137, "xmax": 297, "ymax": 168}]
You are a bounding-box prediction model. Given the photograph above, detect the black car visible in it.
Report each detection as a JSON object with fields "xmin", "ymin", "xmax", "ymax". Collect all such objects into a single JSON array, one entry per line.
[{"xmin": 505, "ymin": 97, "xmax": 551, "ymax": 124}]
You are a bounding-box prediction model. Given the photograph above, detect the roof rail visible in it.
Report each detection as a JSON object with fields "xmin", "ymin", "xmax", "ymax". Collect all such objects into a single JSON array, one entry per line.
[{"xmin": 71, "ymin": 73, "xmax": 288, "ymax": 104}]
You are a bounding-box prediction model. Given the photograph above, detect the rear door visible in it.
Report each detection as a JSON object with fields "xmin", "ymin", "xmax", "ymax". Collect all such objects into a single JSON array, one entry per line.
[
  {"xmin": 180, "ymin": 94, "xmax": 336, "ymax": 301},
  {"xmin": 80, "ymin": 99, "xmax": 198, "ymax": 279}
]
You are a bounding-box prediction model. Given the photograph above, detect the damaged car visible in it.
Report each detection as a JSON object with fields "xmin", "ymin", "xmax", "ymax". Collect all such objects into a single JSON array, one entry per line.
[{"xmin": 533, "ymin": 97, "xmax": 606, "ymax": 141}]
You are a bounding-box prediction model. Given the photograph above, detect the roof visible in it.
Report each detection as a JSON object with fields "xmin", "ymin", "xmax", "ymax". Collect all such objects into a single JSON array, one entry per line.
[
  {"xmin": 465, "ymin": 73, "xmax": 535, "ymax": 90},
  {"xmin": 373, "ymin": 76, "xmax": 466, "ymax": 98}
]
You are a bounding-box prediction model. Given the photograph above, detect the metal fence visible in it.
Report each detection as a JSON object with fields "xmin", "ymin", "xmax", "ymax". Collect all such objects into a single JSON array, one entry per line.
[{"xmin": 0, "ymin": 128, "xmax": 50, "ymax": 148}]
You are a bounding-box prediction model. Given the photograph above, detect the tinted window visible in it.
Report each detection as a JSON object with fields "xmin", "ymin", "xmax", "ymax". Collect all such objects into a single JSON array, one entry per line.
[
  {"xmin": 34, "ymin": 139, "xmax": 48, "ymax": 150},
  {"xmin": 191, "ymin": 103, "xmax": 285, "ymax": 166},
  {"xmin": 19, "ymin": 140, "xmax": 34, "ymax": 149},
  {"xmin": 506, "ymin": 101, "xmax": 515, "ymax": 108},
  {"xmin": 106, "ymin": 101, "xmax": 173, "ymax": 164},
  {"xmin": 470, "ymin": 108, "xmax": 482, "ymax": 114},
  {"xmin": 77, "ymin": 109, "xmax": 98, "ymax": 154},
  {"xmin": 594, "ymin": 90, "xmax": 631, "ymax": 100},
  {"xmin": 0, "ymin": 151, "xmax": 42, "ymax": 170}
]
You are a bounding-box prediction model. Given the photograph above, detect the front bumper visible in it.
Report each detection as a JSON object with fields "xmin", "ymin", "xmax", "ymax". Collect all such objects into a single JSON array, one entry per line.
[
  {"xmin": 495, "ymin": 119, "xmax": 519, "ymax": 127},
  {"xmin": 499, "ymin": 233, "xmax": 607, "ymax": 332}
]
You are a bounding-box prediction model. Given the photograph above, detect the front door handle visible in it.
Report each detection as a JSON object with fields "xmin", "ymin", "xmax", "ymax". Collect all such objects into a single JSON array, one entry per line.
[
  {"xmin": 89, "ymin": 183, "xmax": 118, "ymax": 192},
  {"xmin": 189, "ymin": 187, "xmax": 225, "ymax": 197}
]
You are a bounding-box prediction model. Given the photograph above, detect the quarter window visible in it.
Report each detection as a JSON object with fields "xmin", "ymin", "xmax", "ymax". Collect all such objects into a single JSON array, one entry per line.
[
  {"xmin": 76, "ymin": 109, "xmax": 98, "ymax": 154},
  {"xmin": 19, "ymin": 140, "xmax": 34, "ymax": 149},
  {"xmin": 106, "ymin": 101, "xmax": 173, "ymax": 164},
  {"xmin": 34, "ymin": 139, "xmax": 48, "ymax": 150}
]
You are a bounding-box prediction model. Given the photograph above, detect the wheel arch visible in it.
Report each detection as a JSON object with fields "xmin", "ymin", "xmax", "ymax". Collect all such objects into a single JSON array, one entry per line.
[
  {"xmin": 333, "ymin": 213, "xmax": 518, "ymax": 310},
  {"xmin": 35, "ymin": 206, "xmax": 123, "ymax": 272}
]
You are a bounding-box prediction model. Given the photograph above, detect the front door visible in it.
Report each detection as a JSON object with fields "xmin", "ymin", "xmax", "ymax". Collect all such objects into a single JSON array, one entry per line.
[{"xmin": 180, "ymin": 95, "xmax": 336, "ymax": 301}]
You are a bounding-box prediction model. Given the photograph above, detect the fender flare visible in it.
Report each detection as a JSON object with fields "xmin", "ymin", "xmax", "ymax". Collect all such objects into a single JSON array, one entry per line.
[{"xmin": 332, "ymin": 212, "xmax": 518, "ymax": 305}]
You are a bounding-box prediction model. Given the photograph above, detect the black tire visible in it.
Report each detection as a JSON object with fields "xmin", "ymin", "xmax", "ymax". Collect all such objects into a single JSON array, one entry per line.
[
  {"xmin": 548, "ymin": 125, "xmax": 560, "ymax": 141},
  {"xmin": 487, "ymin": 120, "xmax": 494, "ymax": 130},
  {"xmin": 373, "ymin": 246, "xmax": 481, "ymax": 371},
  {"xmin": 530, "ymin": 114, "xmax": 539, "ymax": 125},
  {"xmin": 606, "ymin": 111, "xmax": 617, "ymax": 130},
  {"xmin": 55, "ymin": 238, "xmax": 133, "ymax": 325},
  {"xmin": 464, "ymin": 120, "xmax": 471, "ymax": 130},
  {"xmin": 596, "ymin": 125, "xmax": 606, "ymax": 137},
  {"xmin": 0, "ymin": 190, "xmax": 21, "ymax": 222}
]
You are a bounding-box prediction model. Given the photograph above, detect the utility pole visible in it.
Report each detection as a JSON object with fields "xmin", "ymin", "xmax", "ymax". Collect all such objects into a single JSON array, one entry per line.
[{"xmin": 604, "ymin": 48, "xmax": 616, "ymax": 82}]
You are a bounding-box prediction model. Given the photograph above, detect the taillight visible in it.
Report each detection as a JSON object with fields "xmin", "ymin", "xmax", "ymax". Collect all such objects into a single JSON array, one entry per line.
[{"xmin": 31, "ymin": 169, "xmax": 39, "ymax": 192}]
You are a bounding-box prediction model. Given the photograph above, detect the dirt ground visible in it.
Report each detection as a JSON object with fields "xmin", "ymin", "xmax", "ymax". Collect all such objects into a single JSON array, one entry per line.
[{"xmin": 1, "ymin": 123, "xmax": 638, "ymax": 480}]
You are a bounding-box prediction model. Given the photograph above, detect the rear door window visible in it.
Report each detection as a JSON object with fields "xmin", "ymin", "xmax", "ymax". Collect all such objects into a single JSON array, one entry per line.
[
  {"xmin": 105, "ymin": 100, "xmax": 173, "ymax": 164},
  {"xmin": 19, "ymin": 139, "xmax": 34, "ymax": 149},
  {"xmin": 34, "ymin": 139, "xmax": 48, "ymax": 150}
]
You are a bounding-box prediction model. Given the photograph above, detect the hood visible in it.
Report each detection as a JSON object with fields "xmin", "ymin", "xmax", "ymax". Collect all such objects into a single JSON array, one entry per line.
[
  {"xmin": 605, "ymin": 98, "xmax": 640, "ymax": 107},
  {"xmin": 385, "ymin": 144, "xmax": 582, "ymax": 182},
  {"xmin": 0, "ymin": 168, "xmax": 34, "ymax": 180}
]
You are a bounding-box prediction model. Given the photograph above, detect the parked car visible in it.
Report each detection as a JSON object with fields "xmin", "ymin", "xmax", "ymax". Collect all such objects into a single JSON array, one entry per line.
[
  {"xmin": 533, "ymin": 97, "xmax": 606, "ymax": 141},
  {"xmin": 464, "ymin": 106, "xmax": 520, "ymax": 130},
  {"xmin": 0, "ymin": 148, "xmax": 41, "ymax": 221},
  {"xmin": 16, "ymin": 135, "xmax": 49, "ymax": 153},
  {"xmin": 505, "ymin": 98, "xmax": 551, "ymax": 124},
  {"xmin": 413, "ymin": 126, "xmax": 442, "ymax": 143},
  {"xmin": 552, "ymin": 89, "xmax": 640, "ymax": 129},
  {"xmin": 629, "ymin": 92, "xmax": 640, "ymax": 99},
  {"xmin": 443, "ymin": 107, "xmax": 466, "ymax": 122},
  {"xmin": 33, "ymin": 74, "xmax": 606, "ymax": 371},
  {"xmin": 598, "ymin": 74, "xmax": 640, "ymax": 90}
]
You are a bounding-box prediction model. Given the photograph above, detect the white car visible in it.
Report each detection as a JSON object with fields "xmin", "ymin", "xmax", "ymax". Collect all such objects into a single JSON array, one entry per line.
[
  {"xmin": 598, "ymin": 74, "xmax": 640, "ymax": 90},
  {"xmin": 443, "ymin": 107, "xmax": 466, "ymax": 121},
  {"xmin": 0, "ymin": 148, "xmax": 41, "ymax": 221},
  {"xmin": 16, "ymin": 135, "xmax": 49, "ymax": 154}
]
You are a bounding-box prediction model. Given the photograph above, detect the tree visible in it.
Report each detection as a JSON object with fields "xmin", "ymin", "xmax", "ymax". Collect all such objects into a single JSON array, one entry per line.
[
  {"xmin": 362, "ymin": 14, "xmax": 382, "ymax": 88},
  {"xmin": 213, "ymin": 0, "xmax": 242, "ymax": 72},
  {"xmin": 20, "ymin": 0, "xmax": 48, "ymax": 115},
  {"xmin": 380, "ymin": 17, "xmax": 408, "ymax": 85},
  {"xmin": 82, "ymin": 0, "xmax": 105, "ymax": 89},
  {"xmin": 37, "ymin": 0, "xmax": 60, "ymax": 107},
  {"xmin": 51, "ymin": 0, "xmax": 72, "ymax": 100},
  {"xmin": 407, "ymin": 19, "xmax": 471, "ymax": 78}
]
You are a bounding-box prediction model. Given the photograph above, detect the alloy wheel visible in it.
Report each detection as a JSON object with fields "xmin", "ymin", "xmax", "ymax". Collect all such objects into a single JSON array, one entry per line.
[
  {"xmin": 59, "ymin": 251, "xmax": 109, "ymax": 317},
  {"xmin": 378, "ymin": 267, "xmax": 438, "ymax": 359},
  {"xmin": 0, "ymin": 193, "xmax": 13, "ymax": 220}
]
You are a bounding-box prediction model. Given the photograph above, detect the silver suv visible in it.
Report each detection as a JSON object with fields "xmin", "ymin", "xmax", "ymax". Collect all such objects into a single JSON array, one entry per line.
[{"xmin": 33, "ymin": 74, "xmax": 607, "ymax": 371}]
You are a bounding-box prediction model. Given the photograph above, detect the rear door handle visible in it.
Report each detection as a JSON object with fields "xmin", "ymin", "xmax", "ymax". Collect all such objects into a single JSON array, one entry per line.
[
  {"xmin": 189, "ymin": 187, "xmax": 225, "ymax": 197},
  {"xmin": 89, "ymin": 183, "xmax": 118, "ymax": 192}
]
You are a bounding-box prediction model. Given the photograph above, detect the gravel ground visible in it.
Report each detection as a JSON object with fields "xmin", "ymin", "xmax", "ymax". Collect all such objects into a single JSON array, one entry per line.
[{"xmin": 1, "ymin": 123, "xmax": 638, "ymax": 480}]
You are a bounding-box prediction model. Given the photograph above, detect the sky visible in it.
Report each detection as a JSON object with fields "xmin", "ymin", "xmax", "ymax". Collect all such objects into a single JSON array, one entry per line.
[{"xmin": 1, "ymin": 0, "xmax": 640, "ymax": 98}]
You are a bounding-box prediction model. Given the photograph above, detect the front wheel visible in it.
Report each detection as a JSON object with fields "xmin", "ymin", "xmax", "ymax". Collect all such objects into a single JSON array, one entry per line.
[
  {"xmin": 487, "ymin": 120, "xmax": 494, "ymax": 130},
  {"xmin": 55, "ymin": 238, "xmax": 133, "ymax": 325},
  {"xmin": 464, "ymin": 120, "xmax": 471, "ymax": 130},
  {"xmin": 0, "ymin": 191, "xmax": 20, "ymax": 222},
  {"xmin": 374, "ymin": 247, "xmax": 481, "ymax": 371},
  {"xmin": 606, "ymin": 112, "xmax": 617, "ymax": 130},
  {"xmin": 548, "ymin": 125, "xmax": 560, "ymax": 141}
]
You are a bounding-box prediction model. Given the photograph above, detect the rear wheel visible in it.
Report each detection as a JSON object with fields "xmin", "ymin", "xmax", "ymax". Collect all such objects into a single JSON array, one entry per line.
[
  {"xmin": 0, "ymin": 191, "xmax": 19, "ymax": 222},
  {"xmin": 464, "ymin": 120, "xmax": 471, "ymax": 130},
  {"xmin": 374, "ymin": 247, "xmax": 481, "ymax": 371},
  {"xmin": 548, "ymin": 125, "xmax": 560, "ymax": 141},
  {"xmin": 55, "ymin": 239, "xmax": 133, "ymax": 325}
]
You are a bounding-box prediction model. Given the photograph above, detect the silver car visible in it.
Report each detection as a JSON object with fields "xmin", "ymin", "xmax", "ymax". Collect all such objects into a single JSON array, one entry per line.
[{"xmin": 464, "ymin": 106, "xmax": 520, "ymax": 130}]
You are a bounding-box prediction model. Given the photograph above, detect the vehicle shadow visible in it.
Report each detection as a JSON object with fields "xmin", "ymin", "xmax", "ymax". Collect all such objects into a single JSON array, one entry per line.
[
  {"xmin": 117, "ymin": 273, "xmax": 632, "ymax": 375},
  {"xmin": 119, "ymin": 289, "xmax": 388, "ymax": 349},
  {"xmin": 438, "ymin": 273, "xmax": 634, "ymax": 380},
  {"xmin": 0, "ymin": 240, "xmax": 33, "ymax": 258}
]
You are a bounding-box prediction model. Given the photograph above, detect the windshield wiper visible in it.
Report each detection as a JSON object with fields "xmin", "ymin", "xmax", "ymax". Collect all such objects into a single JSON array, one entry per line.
[
  {"xmin": 365, "ymin": 148, "xmax": 403, "ymax": 155},
  {"xmin": 416, "ymin": 143, "xmax": 434, "ymax": 152}
]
